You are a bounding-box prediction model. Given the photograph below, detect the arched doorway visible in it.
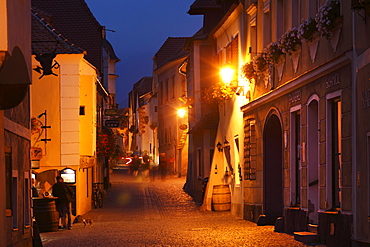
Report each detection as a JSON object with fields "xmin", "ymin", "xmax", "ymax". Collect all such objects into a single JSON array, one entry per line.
[
  {"xmin": 307, "ymin": 99, "xmax": 319, "ymax": 224},
  {"xmin": 263, "ymin": 114, "xmax": 283, "ymax": 221}
]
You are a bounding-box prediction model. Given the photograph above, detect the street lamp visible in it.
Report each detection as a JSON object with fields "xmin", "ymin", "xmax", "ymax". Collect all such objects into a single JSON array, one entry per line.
[
  {"xmin": 220, "ymin": 67, "xmax": 235, "ymax": 84},
  {"xmin": 177, "ymin": 108, "xmax": 186, "ymax": 118},
  {"xmin": 220, "ymin": 66, "xmax": 246, "ymax": 96}
]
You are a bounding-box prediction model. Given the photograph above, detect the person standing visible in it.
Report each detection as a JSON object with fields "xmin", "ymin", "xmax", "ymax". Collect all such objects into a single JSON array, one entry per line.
[
  {"xmin": 51, "ymin": 176, "xmax": 74, "ymax": 230},
  {"xmin": 159, "ymin": 153, "xmax": 167, "ymax": 180}
]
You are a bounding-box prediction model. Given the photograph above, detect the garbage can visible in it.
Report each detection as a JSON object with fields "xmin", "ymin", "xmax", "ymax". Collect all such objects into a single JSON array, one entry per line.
[{"xmin": 33, "ymin": 197, "xmax": 59, "ymax": 232}]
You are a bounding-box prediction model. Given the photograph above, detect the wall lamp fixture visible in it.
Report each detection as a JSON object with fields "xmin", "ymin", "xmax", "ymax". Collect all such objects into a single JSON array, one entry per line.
[
  {"xmin": 220, "ymin": 66, "xmax": 244, "ymax": 96},
  {"xmin": 216, "ymin": 142, "xmax": 223, "ymax": 152}
]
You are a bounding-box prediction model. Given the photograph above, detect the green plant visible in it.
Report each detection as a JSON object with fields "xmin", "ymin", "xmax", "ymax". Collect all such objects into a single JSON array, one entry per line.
[
  {"xmin": 241, "ymin": 62, "xmax": 256, "ymax": 80},
  {"xmin": 252, "ymin": 53, "xmax": 268, "ymax": 75},
  {"xmin": 203, "ymin": 84, "xmax": 235, "ymax": 103}
]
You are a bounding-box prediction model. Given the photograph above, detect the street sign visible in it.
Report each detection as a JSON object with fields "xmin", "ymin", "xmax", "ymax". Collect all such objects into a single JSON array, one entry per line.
[
  {"xmin": 104, "ymin": 109, "xmax": 118, "ymax": 116},
  {"xmin": 105, "ymin": 120, "xmax": 120, "ymax": 128}
]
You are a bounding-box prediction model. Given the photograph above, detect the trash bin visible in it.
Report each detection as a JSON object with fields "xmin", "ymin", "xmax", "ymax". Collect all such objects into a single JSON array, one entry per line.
[
  {"xmin": 212, "ymin": 185, "xmax": 231, "ymax": 211},
  {"xmin": 33, "ymin": 197, "xmax": 59, "ymax": 232}
]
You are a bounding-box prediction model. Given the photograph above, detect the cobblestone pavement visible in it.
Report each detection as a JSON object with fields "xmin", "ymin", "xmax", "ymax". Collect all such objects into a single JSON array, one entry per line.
[{"xmin": 40, "ymin": 170, "xmax": 326, "ymax": 247}]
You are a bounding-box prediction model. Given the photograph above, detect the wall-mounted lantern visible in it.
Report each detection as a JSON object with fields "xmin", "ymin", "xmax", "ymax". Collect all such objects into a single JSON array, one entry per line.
[
  {"xmin": 33, "ymin": 49, "xmax": 59, "ymax": 79},
  {"xmin": 177, "ymin": 108, "xmax": 186, "ymax": 118},
  {"xmin": 216, "ymin": 142, "xmax": 223, "ymax": 152},
  {"xmin": 220, "ymin": 66, "xmax": 245, "ymax": 96}
]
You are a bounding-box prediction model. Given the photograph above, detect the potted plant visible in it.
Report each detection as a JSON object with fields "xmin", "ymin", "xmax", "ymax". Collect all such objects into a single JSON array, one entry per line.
[
  {"xmin": 252, "ymin": 53, "xmax": 268, "ymax": 75},
  {"xmin": 264, "ymin": 41, "xmax": 285, "ymax": 65},
  {"xmin": 203, "ymin": 84, "xmax": 236, "ymax": 103},
  {"xmin": 315, "ymin": 0, "xmax": 340, "ymax": 39},
  {"xmin": 279, "ymin": 27, "xmax": 302, "ymax": 56},
  {"xmin": 241, "ymin": 62, "xmax": 256, "ymax": 80},
  {"xmin": 297, "ymin": 18, "xmax": 319, "ymax": 42}
]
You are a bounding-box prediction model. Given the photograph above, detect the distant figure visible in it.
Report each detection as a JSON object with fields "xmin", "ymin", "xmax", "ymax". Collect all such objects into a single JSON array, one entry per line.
[
  {"xmin": 142, "ymin": 152, "xmax": 150, "ymax": 179},
  {"xmin": 131, "ymin": 155, "xmax": 141, "ymax": 177},
  {"xmin": 159, "ymin": 153, "xmax": 167, "ymax": 180},
  {"xmin": 51, "ymin": 176, "xmax": 74, "ymax": 230},
  {"xmin": 149, "ymin": 158, "xmax": 158, "ymax": 182},
  {"xmin": 31, "ymin": 178, "xmax": 38, "ymax": 197}
]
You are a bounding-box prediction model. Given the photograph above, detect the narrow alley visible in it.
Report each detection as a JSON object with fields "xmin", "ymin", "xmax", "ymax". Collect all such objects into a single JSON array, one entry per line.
[{"xmin": 40, "ymin": 170, "xmax": 326, "ymax": 247}]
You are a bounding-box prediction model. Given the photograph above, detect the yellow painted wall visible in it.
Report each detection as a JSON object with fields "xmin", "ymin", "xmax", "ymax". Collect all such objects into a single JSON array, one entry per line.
[
  {"xmin": 31, "ymin": 54, "xmax": 97, "ymax": 216},
  {"xmin": 31, "ymin": 57, "xmax": 61, "ymax": 167},
  {"xmin": 79, "ymin": 73, "xmax": 96, "ymax": 156}
]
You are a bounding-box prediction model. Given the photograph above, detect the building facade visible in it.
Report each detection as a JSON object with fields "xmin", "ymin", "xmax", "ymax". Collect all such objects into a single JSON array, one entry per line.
[
  {"xmin": 153, "ymin": 37, "xmax": 190, "ymax": 177},
  {"xmin": 238, "ymin": 0, "xmax": 369, "ymax": 246},
  {"xmin": 1, "ymin": 0, "xmax": 32, "ymax": 246},
  {"xmin": 182, "ymin": 0, "xmax": 370, "ymax": 246}
]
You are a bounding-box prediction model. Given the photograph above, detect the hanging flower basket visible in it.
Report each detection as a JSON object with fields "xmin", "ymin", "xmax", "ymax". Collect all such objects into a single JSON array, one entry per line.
[
  {"xmin": 252, "ymin": 53, "xmax": 268, "ymax": 75},
  {"xmin": 297, "ymin": 18, "xmax": 320, "ymax": 42},
  {"xmin": 264, "ymin": 41, "xmax": 285, "ymax": 65},
  {"xmin": 203, "ymin": 83, "xmax": 236, "ymax": 102},
  {"xmin": 241, "ymin": 62, "xmax": 256, "ymax": 81},
  {"xmin": 279, "ymin": 27, "xmax": 302, "ymax": 56},
  {"xmin": 315, "ymin": 0, "xmax": 340, "ymax": 39}
]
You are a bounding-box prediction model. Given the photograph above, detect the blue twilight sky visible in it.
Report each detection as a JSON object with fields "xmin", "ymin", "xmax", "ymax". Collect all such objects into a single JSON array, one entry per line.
[{"xmin": 84, "ymin": 0, "xmax": 202, "ymax": 107}]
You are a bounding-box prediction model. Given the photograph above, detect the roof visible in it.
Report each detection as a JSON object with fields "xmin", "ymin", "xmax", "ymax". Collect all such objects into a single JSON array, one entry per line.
[
  {"xmin": 31, "ymin": 0, "xmax": 103, "ymax": 72},
  {"xmin": 31, "ymin": 9, "xmax": 86, "ymax": 55},
  {"xmin": 102, "ymin": 38, "xmax": 120, "ymax": 62},
  {"xmin": 153, "ymin": 37, "xmax": 189, "ymax": 70},
  {"xmin": 188, "ymin": 0, "xmax": 221, "ymax": 15},
  {"xmin": 133, "ymin": 77, "xmax": 152, "ymax": 97}
]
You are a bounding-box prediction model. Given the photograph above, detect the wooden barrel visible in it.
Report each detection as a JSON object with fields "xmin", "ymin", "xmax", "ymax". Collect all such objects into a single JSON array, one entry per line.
[
  {"xmin": 33, "ymin": 198, "xmax": 59, "ymax": 232},
  {"xmin": 212, "ymin": 185, "xmax": 231, "ymax": 211}
]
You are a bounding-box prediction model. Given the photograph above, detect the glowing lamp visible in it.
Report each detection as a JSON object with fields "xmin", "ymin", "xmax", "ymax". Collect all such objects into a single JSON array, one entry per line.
[
  {"xmin": 220, "ymin": 67, "xmax": 235, "ymax": 84},
  {"xmin": 177, "ymin": 108, "xmax": 186, "ymax": 118}
]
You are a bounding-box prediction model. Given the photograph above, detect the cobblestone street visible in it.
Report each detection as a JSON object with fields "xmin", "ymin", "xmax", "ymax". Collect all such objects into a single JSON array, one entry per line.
[{"xmin": 40, "ymin": 170, "xmax": 326, "ymax": 247}]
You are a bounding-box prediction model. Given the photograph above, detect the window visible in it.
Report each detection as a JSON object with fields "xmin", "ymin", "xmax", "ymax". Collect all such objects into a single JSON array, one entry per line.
[
  {"xmin": 244, "ymin": 119, "xmax": 256, "ymax": 180},
  {"xmin": 290, "ymin": 108, "xmax": 301, "ymax": 206},
  {"xmin": 224, "ymin": 35, "xmax": 239, "ymax": 78},
  {"xmin": 79, "ymin": 106, "xmax": 85, "ymax": 115},
  {"xmin": 165, "ymin": 79, "xmax": 169, "ymax": 101},
  {"xmin": 171, "ymin": 76, "xmax": 175, "ymax": 99},
  {"xmin": 24, "ymin": 173, "xmax": 31, "ymax": 226},
  {"xmin": 5, "ymin": 147, "xmax": 12, "ymax": 212},
  {"xmin": 330, "ymin": 97, "xmax": 341, "ymax": 209},
  {"xmin": 197, "ymin": 148, "xmax": 202, "ymax": 178},
  {"xmin": 181, "ymin": 77, "xmax": 186, "ymax": 97},
  {"xmin": 276, "ymin": 0, "xmax": 285, "ymax": 40},
  {"xmin": 291, "ymin": 0, "xmax": 301, "ymax": 28},
  {"xmin": 159, "ymin": 81, "xmax": 164, "ymax": 103},
  {"xmin": 12, "ymin": 171, "xmax": 18, "ymax": 229},
  {"xmin": 263, "ymin": 3, "xmax": 271, "ymax": 47},
  {"xmin": 247, "ymin": 3, "xmax": 257, "ymax": 55}
]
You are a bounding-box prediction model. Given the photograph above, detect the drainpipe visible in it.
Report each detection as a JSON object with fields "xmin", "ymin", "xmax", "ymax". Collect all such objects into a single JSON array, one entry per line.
[{"xmin": 351, "ymin": 7, "xmax": 357, "ymax": 240}]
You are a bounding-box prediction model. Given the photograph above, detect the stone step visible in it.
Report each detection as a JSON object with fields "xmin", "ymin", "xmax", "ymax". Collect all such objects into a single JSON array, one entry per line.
[
  {"xmin": 308, "ymin": 223, "xmax": 318, "ymax": 234},
  {"xmin": 293, "ymin": 231, "xmax": 320, "ymax": 244}
]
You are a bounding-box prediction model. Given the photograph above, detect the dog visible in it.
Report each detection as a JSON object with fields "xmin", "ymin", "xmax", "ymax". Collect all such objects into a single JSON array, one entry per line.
[
  {"xmin": 73, "ymin": 215, "xmax": 93, "ymax": 227},
  {"xmin": 82, "ymin": 218, "xmax": 93, "ymax": 228}
]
